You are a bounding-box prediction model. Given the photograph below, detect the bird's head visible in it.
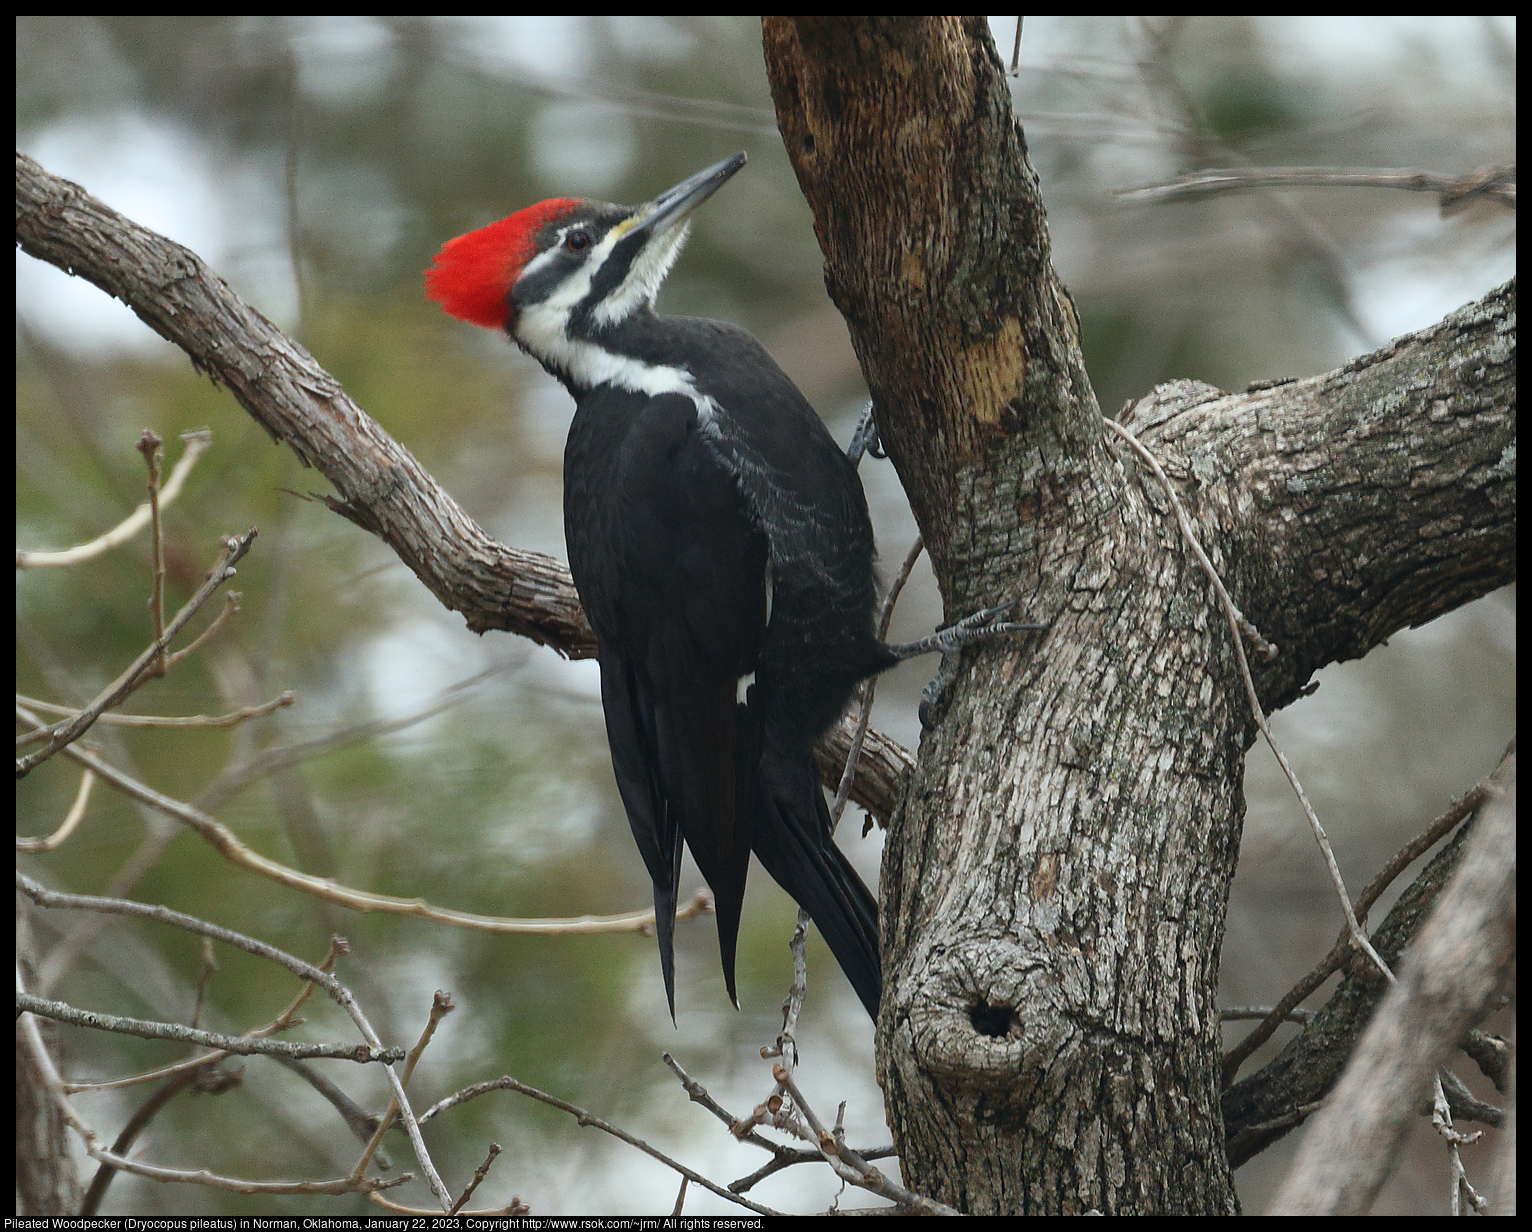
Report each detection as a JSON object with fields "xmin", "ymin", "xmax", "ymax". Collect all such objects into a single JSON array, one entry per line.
[{"xmin": 425, "ymin": 151, "xmax": 746, "ymax": 367}]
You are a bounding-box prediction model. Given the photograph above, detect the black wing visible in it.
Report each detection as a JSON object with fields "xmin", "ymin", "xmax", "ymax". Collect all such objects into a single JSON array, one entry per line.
[{"xmin": 567, "ymin": 388, "xmax": 769, "ymax": 1017}]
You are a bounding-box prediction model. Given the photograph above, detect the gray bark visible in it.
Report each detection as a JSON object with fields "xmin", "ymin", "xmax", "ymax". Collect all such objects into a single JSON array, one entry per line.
[{"xmin": 762, "ymin": 16, "xmax": 1514, "ymax": 1215}]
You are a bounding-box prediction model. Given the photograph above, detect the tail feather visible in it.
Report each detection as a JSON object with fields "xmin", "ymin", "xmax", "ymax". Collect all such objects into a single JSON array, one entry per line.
[
  {"xmin": 599, "ymin": 652, "xmax": 685, "ymax": 1019},
  {"xmin": 752, "ymin": 749, "xmax": 881, "ymax": 1018}
]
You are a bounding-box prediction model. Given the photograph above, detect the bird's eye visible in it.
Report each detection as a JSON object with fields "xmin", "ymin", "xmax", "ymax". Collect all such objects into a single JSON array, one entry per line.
[{"xmin": 565, "ymin": 231, "xmax": 590, "ymax": 252}]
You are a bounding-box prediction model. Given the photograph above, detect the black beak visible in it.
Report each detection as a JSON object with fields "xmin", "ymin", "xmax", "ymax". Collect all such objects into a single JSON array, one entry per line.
[{"xmin": 629, "ymin": 151, "xmax": 747, "ymax": 240}]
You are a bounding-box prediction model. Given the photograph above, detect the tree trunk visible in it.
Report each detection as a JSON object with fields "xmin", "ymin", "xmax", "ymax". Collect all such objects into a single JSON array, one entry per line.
[{"xmin": 762, "ymin": 16, "xmax": 1514, "ymax": 1215}]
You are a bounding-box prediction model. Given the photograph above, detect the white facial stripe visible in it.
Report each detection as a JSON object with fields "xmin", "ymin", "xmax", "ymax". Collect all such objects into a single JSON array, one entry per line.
[
  {"xmin": 592, "ymin": 219, "xmax": 691, "ymax": 327},
  {"xmin": 511, "ymin": 210, "xmax": 715, "ymax": 417},
  {"xmin": 517, "ymin": 303, "xmax": 707, "ymax": 401}
]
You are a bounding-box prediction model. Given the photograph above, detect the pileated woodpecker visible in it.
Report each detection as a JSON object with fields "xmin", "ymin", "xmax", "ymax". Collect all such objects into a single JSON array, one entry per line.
[{"xmin": 426, "ymin": 152, "xmax": 1033, "ymax": 1020}]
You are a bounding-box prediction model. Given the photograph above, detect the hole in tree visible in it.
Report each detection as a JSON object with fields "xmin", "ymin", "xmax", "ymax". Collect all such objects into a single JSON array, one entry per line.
[{"xmin": 970, "ymin": 998, "xmax": 1015, "ymax": 1038}]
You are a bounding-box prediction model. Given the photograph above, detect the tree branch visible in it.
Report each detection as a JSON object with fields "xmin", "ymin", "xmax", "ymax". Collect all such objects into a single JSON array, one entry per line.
[
  {"xmin": 1268, "ymin": 754, "xmax": 1516, "ymax": 1214},
  {"xmin": 15, "ymin": 149, "xmax": 911, "ymax": 823}
]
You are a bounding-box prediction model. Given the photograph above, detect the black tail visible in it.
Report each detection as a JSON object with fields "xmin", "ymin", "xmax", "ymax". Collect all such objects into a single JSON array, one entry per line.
[{"xmin": 751, "ymin": 746, "xmax": 881, "ymax": 1018}]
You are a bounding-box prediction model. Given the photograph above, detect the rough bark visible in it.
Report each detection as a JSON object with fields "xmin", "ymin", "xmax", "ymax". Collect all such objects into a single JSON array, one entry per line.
[{"xmin": 762, "ymin": 16, "xmax": 1514, "ymax": 1215}]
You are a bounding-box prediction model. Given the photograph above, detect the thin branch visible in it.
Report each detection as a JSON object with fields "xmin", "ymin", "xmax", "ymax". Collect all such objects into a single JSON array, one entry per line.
[
  {"xmin": 660, "ymin": 1053, "xmax": 782, "ymax": 1153},
  {"xmin": 664, "ymin": 1051, "xmax": 952, "ymax": 1215},
  {"xmin": 163, "ymin": 590, "xmax": 242, "ymax": 666},
  {"xmin": 16, "ymin": 529, "xmax": 256, "ymax": 775},
  {"xmin": 135, "ymin": 430, "xmax": 169, "ymax": 678},
  {"xmin": 15, "ymin": 870, "xmax": 451, "ymax": 1207},
  {"xmin": 17, "ymin": 429, "xmax": 213, "ymax": 568},
  {"xmin": 1221, "ymin": 778, "xmax": 1488, "ymax": 1086},
  {"xmin": 1268, "ymin": 759, "xmax": 1515, "ymax": 1214},
  {"xmin": 17, "ymin": 992, "xmax": 402, "ymax": 1063},
  {"xmin": 270, "ymin": 1056, "xmax": 387, "ymax": 1153},
  {"xmin": 1220, "ymin": 1005, "xmax": 1314, "ymax": 1024},
  {"xmin": 350, "ymin": 991, "xmax": 455, "ymax": 1179},
  {"xmin": 81, "ymin": 1064, "xmax": 201, "ymax": 1215},
  {"xmin": 415, "ymin": 1075, "xmax": 787, "ymax": 1217},
  {"xmin": 17, "ymin": 1002, "xmax": 410, "ymax": 1205},
  {"xmin": 66, "ymin": 934, "xmax": 347, "ymax": 1096},
  {"xmin": 17, "ymin": 689, "xmax": 295, "ymax": 730},
  {"xmin": 728, "ymin": 1141, "xmax": 898, "ymax": 1195},
  {"xmin": 760, "ymin": 915, "xmax": 810, "ymax": 1074},
  {"xmin": 830, "ymin": 534, "xmax": 922, "ymax": 832},
  {"xmin": 369, "ymin": 1191, "xmax": 527, "ymax": 1218},
  {"xmin": 19, "ymin": 872, "xmax": 350, "ymax": 1003},
  {"xmin": 15, "ymin": 766, "xmax": 94, "ymax": 852},
  {"xmin": 1116, "ymin": 163, "xmax": 1515, "ymax": 213},
  {"xmin": 450, "ymin": 1143, "xmax": 503, "ymax": 1217},
  {"xmin": 1131, "ymin": 19, "xmax": 1378, "ymax": 346},
  {"xmin": 18, "ymin": 705, "xmax": 715, "ymax": 937}
]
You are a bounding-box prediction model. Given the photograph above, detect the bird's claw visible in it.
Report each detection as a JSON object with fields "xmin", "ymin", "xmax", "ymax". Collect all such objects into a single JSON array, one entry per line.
[
  {"xmin": 896, "ymin": 599, "xmax": 1048, "ymax": 728},
  {"xmin": 845, "ymin": 403, "xmax": 886, "ymax": 467}
]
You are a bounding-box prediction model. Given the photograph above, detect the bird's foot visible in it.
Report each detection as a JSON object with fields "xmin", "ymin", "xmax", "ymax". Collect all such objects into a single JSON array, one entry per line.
[
  {"xmin": 885, "ymin": 601, "xmax": 1047, "ymax": 730},
  {"xmin": 845, "ymin": 402, "xmax": 886, "ymax": 468},
  {"xmin": 887, "ymin": 601, "xmax": 1046, "ymax": 662}
]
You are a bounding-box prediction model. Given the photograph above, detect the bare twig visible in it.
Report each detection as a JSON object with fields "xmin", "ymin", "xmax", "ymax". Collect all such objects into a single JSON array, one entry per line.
[
  {"xmin": 62, "ymin": 936, "xmax": 346, "ymax": 1095},
  {"xmin": 1131, "ymin": 18, "xmax": 1377, "ymax": 346},
  {"xmin": 830, "ymin": 534, "xmax": 922, "ymax": 831},
  {"xmin": 17, "ymin": 690, "xmax": 294, "ymax": 731},
  {"xmin": 18, "ymin": 430, "xmax": 213, "ymax": 568},
  {"xmin": 777, "ymin": 1067, "xmax": 959, "ymax": 1215},
  {"xmin": 728, "ymin": 1141, "xmax": 898, "ymax": 1195},
  {"xmin": 136, "ymin": 430, "xmax": 169, "ymax": 677},
  {"xmin": 661, "ymin": 1053, "xmax": 780, "ymax": 1152},
  {"xmin": 351, "ymin": 991, "xmax": 455, "ymax": 1179},
  {"xmin": 1268, "ymin": 758, "xmax": 1515, "ymax": 1214},
  {"xmin": 761, "ymin": 914, "xmax": 811, "ymax": 1074},
  {"xmin": 449, "ymin": 1143, "xmax": 504, "ymax": 1216},
  {"xmin": 16, "ymin": 872, "xmax": 450, "ymax": 1206},
  {"xmin": 1221, "ymin": 778, "xmax": 1488, "ymax": 1086},
  {"xmin": 1116, "ymin": 163, "xmax": 1516, "ymax": 213},
  {"xmin": 20, "ymin": 1003, "xmax": 410, "ymax": 1200},
  {"xmin": 17, "ymin": 992, "xmax": 401, "ymax": 1064},
  {"xmin": 79, "ymin": 1060, "xmax": 233, "ymax": 1215},
  {"xmin": 16, "ymin": 529, "xmax": 256, "ymax": 775},
  {"xmin": 269, "ymin": 1056, "xmax": 386, "ymax": 1154},
  {"xmin": 190, "ymin": 936, "xmax": 217, "ymax": 1029},
  {"xmin": 415, "ymin": 1075, "xmax": 786, "ymax": 1217},
  {"xmin": 664, "ymin": 1051, "xmax": 948, "ymax": 1214},
  {"xmin": 18, "ymin": 706, "xmax": 714, "ymax": 937},
  {"xmin": 1220, "ymin": 1005, "xmax": 1314, "ymax": 1024},
  {"xmin": 15, "ymin": 766, "xmax": 94, "ymax": 852},
  {"xmin": 164, "ymin": 590, "xmax": 242, "ymax": 666},
  {"xmin": 370, "ymin": 1191, "xmax": 527, "ymax": 1218}
]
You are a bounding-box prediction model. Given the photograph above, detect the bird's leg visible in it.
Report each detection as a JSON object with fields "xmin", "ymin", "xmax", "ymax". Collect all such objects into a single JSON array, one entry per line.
[
  {"xmin": 845, "ymin": 402, "xmax": 886, "ymax": 468},
  {"xmin": 885, "ymin": 601, "xmax": 1045, "ymax": 661},
  {"xmin": 883, "ymin": 602, "xmax": 1048, "ymax": 728}
]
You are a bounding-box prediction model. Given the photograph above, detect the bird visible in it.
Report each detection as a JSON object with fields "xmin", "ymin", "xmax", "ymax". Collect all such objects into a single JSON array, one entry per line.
[{"xmin": 425, "ymin": 151, "xmax": 1035, "ymax": 1020}]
